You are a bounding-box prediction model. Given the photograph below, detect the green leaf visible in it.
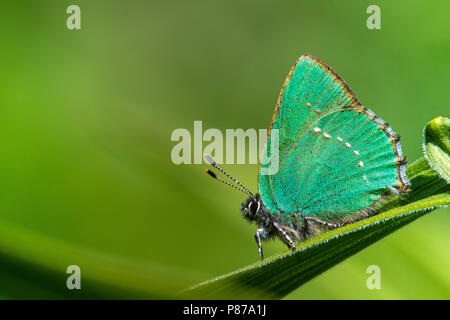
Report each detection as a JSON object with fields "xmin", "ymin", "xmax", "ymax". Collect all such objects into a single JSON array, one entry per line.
[
  {"xmin": 182, "ymin": 117, "xmax": 450, "ymax": 299},
  {"xmin": 424, "ymin": 116, "xmax": 450, "ymax": 183}
]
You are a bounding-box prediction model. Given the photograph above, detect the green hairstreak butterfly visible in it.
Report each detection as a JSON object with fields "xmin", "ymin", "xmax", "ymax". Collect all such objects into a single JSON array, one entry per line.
[{"xmin": 205, "ymin": 54, "xmax": 409, "ymax": 260}]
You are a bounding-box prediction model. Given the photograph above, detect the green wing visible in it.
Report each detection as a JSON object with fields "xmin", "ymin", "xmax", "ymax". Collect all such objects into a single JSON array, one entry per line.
[{"xmin": 258, "ymin": 54, "xmax": 409, "ymax": 224}]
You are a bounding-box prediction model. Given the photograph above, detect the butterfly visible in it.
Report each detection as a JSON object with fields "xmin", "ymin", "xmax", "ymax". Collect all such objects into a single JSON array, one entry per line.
[{"xmin": 205, "ymin": 54, "xmax": 409, "ymax": 260}]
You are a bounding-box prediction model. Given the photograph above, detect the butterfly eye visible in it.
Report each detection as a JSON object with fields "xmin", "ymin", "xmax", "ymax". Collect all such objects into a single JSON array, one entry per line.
[{"xmin": 249, "ymin": 201, "xmax": 260, "ymax": 215}]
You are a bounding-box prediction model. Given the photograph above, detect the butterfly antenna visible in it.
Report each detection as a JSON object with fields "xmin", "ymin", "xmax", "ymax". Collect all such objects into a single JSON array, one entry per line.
[
  {"xmin": 204, "ymin": 169, "xmax": 252, "ymax": 196},
  {"xmin": 204, "ymin": 155, "xmax": 256, "ymax": 199}
]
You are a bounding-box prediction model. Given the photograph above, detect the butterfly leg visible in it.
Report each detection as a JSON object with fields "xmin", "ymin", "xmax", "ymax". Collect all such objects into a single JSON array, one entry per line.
[
  {"xmin": 254, "ymin": 228, "xmax": 267, "ymax": 260},
  {"xmin": 304, "ymin": 216, "xmax": 340, "ymax": 229},
  {"xmin": 273, "ymin": 222, "xmax": 296, "ymax": 251}
]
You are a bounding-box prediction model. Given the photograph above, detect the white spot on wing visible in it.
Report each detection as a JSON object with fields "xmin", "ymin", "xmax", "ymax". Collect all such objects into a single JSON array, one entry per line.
[
  {"xmin": 400, "ymin": 165, "xmax": 409, "ymax": 184},
  {"xmin": 386, "ymin": 126, "xmax": 395, "ymax": 136},
  {"xmin": 388, "ymin": 186, "xmax": 400, "ymax": 196},
  {"xmin": 366, "ymin": 109, "xmax": 376, "ymax": 119},
  {"xmin": 374, "ymin": 117, "xmax": 385, "ymax": 126},
  {"xmin": 396, "ymin": 141, "xmax": 403, "ymax": 158}
]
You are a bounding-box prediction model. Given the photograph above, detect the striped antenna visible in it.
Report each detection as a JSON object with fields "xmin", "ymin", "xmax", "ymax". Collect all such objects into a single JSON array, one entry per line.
[
  {"xmin": 204, "ymin": 169, "xmax": 251, "ymax": 195},
  {"xmin": 204, "ymin": 155, "xmax": 256, "ymax": 200}
]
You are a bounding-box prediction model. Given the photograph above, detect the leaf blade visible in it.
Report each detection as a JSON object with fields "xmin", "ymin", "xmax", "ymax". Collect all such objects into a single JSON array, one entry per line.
[
  {"xmin": 424, "ymin": 116, "xmax": 450, "ymax": 183},
  {"xmin": 183, "ymin": 117, "xmax": 450, "ymax": 299}
]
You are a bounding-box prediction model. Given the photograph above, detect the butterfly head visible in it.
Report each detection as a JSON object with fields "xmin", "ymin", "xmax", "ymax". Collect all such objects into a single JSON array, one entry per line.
[
  {"xmin": 204, "ymin": 154, "xmax": 261, "ymax": 221},
  {"xmin": 241, "ymin": 194, "xmax": 262, "ymax": 222}
]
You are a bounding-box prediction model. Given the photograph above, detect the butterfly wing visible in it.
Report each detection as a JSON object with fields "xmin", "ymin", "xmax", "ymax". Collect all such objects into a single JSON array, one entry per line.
[{"xmin": 258, "ymin": 54, "xmax": 409, "ymax": 224}]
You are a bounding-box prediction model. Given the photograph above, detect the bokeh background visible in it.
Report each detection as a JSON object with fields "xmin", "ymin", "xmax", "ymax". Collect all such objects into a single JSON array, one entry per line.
[{"xmin": 0, "ymin": 0, "xmax": 448, "ymax": 299}]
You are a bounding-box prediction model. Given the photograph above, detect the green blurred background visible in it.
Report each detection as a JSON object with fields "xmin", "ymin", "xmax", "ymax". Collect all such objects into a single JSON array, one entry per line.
[{"xmin": 0, "ymin": 1, "xmax": 448, "ymax": 299}]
